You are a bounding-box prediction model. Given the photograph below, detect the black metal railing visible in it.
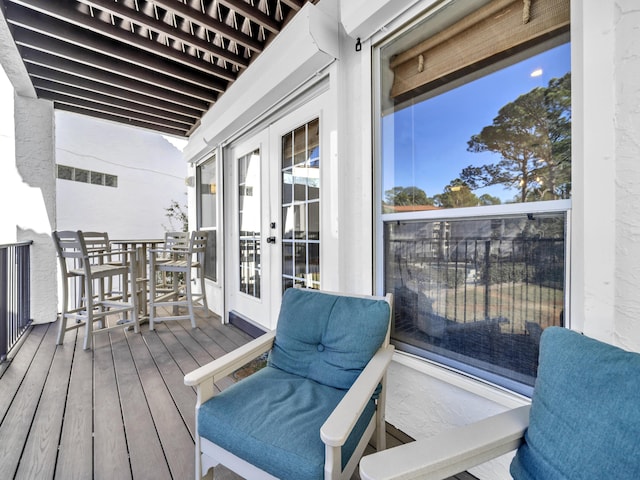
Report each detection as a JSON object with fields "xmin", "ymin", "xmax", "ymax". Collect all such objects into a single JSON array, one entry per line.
[
  {"xmin": 384, "ymin": 214, "xmax": 567, "ymax": 390},
  {"xmin": 0, "ymin": 241, "xmax": 33, "ymax": 361}
]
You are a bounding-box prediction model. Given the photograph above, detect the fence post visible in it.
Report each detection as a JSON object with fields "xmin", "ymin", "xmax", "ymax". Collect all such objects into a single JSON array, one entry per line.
[
  {"xmin": 484, "ymin": 240, "xmax": 491, "ymax": 319},
  {"xmin": 1, "ymin": 247, "xmax": 8, "ymax": 361}
]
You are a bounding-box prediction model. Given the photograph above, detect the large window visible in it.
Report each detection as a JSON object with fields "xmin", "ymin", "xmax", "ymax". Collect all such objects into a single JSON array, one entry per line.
[
  {"xmin": 377, "ymin": 0, "xmax": 570, "ymax": 395},
  {"xmin": 197, "ymin": 156, "xmax": 218, "ymax": 282}
]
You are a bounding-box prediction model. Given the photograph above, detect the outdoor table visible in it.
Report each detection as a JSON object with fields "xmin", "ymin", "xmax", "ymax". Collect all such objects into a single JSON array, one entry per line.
[{"xmin": 110, "ymin": 238, "xmax": 164, "ymax": 321}]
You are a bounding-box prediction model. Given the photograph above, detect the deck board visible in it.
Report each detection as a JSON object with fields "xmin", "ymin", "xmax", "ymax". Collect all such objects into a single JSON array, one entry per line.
[
  {"xmin": 15, "ymin": 325, "xmax": 74, "ymax": 480},
  {"xmin": 111, "ymin": 327, "xmax": 172, "ymax": 480},
  {"xmin": 0, "ymin": 321, "xmax": 58, "ymax": 478},
  {"xmin": 55, "ymin": 329, "xmax": 93, "ymax": 480},
  {"xmin": 93, "ymin": 322, "xmax": 132, "ymax": 480},
  {"xmin": 126, "ymin": 328, "xmax": 195, "ymax": 480},
  {"xmin": 0, "ymin": 307, "xmax": 477, "ymax": 480}
]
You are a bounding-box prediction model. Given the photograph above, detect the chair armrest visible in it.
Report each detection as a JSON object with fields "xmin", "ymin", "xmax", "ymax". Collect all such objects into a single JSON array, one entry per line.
[
  {"xmin": 359, "ymin": 404, "xmax": 531, "ymax": 480},
  {"xmin": 150, "ymin": 247, "xmax": 189, "ymax": 255},
  {"xmin": 184, "ymin": 331, "xmax": 276, "ymax": 404},
  {"xmin": 321, "ymin": 345, "xmax": 395, "ymax": 447},
  {"xmin": 88, "ymin": 249, "xmax": 136, "ymax": 259}
]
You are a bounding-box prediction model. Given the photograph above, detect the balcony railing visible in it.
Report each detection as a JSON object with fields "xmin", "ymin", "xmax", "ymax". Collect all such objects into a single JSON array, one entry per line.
[
  {"xmin": 384, "ymin": 214, "xmax": 566, "ymax": 392},
  {"xmin": 0, "ymin": 241, "xmax": 32, "ymax": 361}
]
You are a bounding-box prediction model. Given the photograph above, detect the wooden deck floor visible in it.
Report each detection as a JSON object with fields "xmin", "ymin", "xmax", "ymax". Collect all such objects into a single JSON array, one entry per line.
[{"xmin": 0, "ymin": 308, "xmax": 476, "ymax": 480}]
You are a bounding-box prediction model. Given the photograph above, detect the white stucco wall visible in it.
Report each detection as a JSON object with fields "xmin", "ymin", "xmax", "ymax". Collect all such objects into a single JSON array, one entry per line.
[
  {"xmin": 0, "ymin": 67, "xmax": 18, "ymax": 244},
  {"xmin": 569, "ymin": 0, "xmax": 640, "ymax": 352},
  {"xmin": 16, "ymin": 95, "xmax": 57, "ymax": 325},
  {"xmin": 55, "ymin": 111, "xmax": 187, "ymax": 239},
  {"xmin": 1, "ymin": 8, "xmax": 58, "ymax": 325},
  {"xmin": 613, "ymin": 1, "xmax": 640, "ymax": 351}
]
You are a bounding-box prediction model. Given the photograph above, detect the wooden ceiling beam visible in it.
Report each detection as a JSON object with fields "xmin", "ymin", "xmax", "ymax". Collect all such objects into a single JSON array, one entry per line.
[
  {"xmin": 76, "ymin": 0, "xmax": 250, "ymax": 69},
  {"xmin": 147, "ymin": 0, "xmax": 264, "ymax": 53},
  {"xmin": 217, "ymin": 0, "xmax": 281, "ymax": 34},
  {"xmin": 279, "ymin": 0, "xmax": 306, "ymax": 11},
  {"xmin": 8, "ymin": 14, "xmax": 225, "ymax": 96},
  {"xmin": 38, "ymin": 89, "xmax": 192, "ymax": 132},
  {"xmin": 23, "ymin": 54, "xmax": 208, "ymax": 115},
  {"xmin": 6, "ymin": 0, "xmax": 238, "ymax": 82},
  {"xmin": 28, "ymin": 65, "xmax": 202, "ymax": 121},
  {"xmin": 21, "ymin": 42, "xmax": 210, "ymax": 112},
  {"xmin": 34, "ymin": 78, "xmax": 196, "ymax": 127},
  {"xmin": 55, "ymin": 103, "xmax": 189, "ymax": 137}
]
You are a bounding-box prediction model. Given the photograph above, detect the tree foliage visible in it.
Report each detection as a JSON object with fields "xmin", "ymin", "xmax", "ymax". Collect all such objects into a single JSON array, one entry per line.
[
  {"xmin": 163, "ymin": 199, "xmax": 188, "ymax": 232},
  {"xmin": 433, "ymin": 179, "xmax": 500, "ymax": 208},
  {"xmin": 463, "ymin": 72, "xmax": 571, "ymax": 203},
  {"xmin": 384, "ymin": 186, "xmax": 433, "ymax": 207}
]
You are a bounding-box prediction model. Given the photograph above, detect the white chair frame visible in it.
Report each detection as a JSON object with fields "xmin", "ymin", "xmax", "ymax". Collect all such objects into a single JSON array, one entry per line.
[
  {"xmin": 359, "ymin": 404, "xmax": 531, "ymax": 480},
  {"xmin": 53, "ymin": 230, "xmax": 140, "ymax": 350},
  {"xmin": 148, "ymin": 230, "xmax": 208, "ymax": 330},
  {"xmin": 184, "ymin": 291, "xmax": 395, "ymax": 480}
]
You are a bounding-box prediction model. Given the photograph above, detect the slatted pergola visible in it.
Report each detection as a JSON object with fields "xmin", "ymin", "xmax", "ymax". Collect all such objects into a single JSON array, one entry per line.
[{"xmin": 0, "ymin": 0, "xmax": 314, "ymax": 136}]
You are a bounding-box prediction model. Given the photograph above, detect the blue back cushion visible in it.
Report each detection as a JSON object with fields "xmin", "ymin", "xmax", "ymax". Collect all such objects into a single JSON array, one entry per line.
[
  {"xmin": 269, "ymin": 288, "xmax": 391, "ymax": 390},
  {"xmin": 510, "ymin": 327, "xmax": 640, "ymax": 480}
]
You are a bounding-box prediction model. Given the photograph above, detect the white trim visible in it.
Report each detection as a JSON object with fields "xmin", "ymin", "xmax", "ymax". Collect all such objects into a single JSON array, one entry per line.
[
  {"xmin": 195, "ymin": 3, "xmax": 339, "ymax": 150},
  {"xmin": 381, "ymin": 199, "xmax": 571, "ymax": 223},
  {"xmin": 340, "ymin": 0, "xmax": 426, "ymax": 41},
  {"xmin": 221, "ymin": 74, "xmax": 330, "ymax": 150},
  {"xmin": 392, "ymin": 351, "xmax": 531, "ymax": 409}
]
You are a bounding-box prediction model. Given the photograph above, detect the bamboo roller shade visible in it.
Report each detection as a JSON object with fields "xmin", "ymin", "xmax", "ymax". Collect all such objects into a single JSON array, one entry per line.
[{"xmin": 389, "ymin": 0, "xmax": 570, "ymax": 101}]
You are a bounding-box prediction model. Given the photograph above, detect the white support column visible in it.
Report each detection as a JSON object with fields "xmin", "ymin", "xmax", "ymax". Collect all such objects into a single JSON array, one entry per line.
[{"xmin": 14, "ymin": 94, "xmax": 58, "ymax": 324}]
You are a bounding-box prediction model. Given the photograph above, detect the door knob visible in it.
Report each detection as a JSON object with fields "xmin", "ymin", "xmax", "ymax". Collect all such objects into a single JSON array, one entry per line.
[{"xmin": 266, "ymin": 236, "xmax": 276, "ymax": 244}]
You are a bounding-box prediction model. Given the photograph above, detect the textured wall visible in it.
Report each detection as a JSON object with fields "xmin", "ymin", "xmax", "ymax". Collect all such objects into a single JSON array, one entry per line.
[
  {"xmin": 613, "ymin": 1, "xmax": 640, "ymax": 351},
  {"xmin": 55, "ymin": 112, "xmax": 186, "ymax": 239},
  {"xmin": 14, "ymin": 95, "xmax": 58, "ymax": 324}
]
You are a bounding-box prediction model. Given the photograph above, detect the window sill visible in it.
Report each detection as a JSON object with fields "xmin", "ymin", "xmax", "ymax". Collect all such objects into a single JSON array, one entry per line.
[{"xmin": 392, "ymin": 351, "xmax": 531, "ymax": 409}]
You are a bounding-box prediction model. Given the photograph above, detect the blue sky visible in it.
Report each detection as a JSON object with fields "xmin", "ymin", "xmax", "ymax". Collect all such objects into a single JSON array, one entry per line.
[{"xmin": 382, "ymin": 42, "xmax": 571, "ymax": 203}]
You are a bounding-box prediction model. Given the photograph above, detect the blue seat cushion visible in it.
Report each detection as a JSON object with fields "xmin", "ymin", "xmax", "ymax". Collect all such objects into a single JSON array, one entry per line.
[
  {"xmin": 510, "ymin": 327, "xmax": 640, "ymax": 479},
  {"xmin": 269, "ymin": 288, "xmax": 390, "ymax": 390},
  {"xmin": 198, "ymin": 366, "xmax": 376, "ymax": 480}
]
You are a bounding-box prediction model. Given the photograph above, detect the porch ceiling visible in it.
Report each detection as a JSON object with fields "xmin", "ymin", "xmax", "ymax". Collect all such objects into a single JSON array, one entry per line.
[{"xmin": 0, "ymin": 0, "xmax": 315, "ymax": 137}]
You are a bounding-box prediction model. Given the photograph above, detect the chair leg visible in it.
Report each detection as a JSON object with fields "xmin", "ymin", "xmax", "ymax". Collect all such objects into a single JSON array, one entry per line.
[
  {"xmin": 149, "ymin": 259, "xmax": 156, "ymax": 331},
  {"xmin": 172, "ymin": 272, "xmax": 180, "ymax": 316},
  {"xmin": 83, "ymin": 277, "xmax": 94, "ymax": 350},
  {"xmin": 186, "ymin": 269, "xmax": 197, "ymax": 329},
  {"xmin": 57, "ymin": 278, "xmax": 71, "ymax": 345},
  {"xmin": 56, "ymin": 314, "xmax": 68, "ymax": 345},
  {"xmin": 199, "ymin": 267, "xmax": 209, "ymax": 313},
  {"xmin": 122, "ymin": 269, "xmax": 129, "ymax": 322},
  {"xmin": 128, "ymin": 262, "xmax": 140, "ymax": 334}
]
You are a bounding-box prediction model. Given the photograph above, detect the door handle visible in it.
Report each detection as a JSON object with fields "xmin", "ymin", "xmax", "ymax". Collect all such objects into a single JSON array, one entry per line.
[{"xmin": 266, "ymin": 236, "xmax": 277, "ymax": 244}]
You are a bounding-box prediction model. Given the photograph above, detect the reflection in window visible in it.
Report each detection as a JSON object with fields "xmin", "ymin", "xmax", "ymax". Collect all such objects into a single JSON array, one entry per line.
[
  {"xmin": 198, "ymin": 156, "xmax": 217, "ymax": 282},
  {"xmin": 382, "ymin": 43, "xmax": 571, "ymax": 212},
  {"xmin": 238, "ymin": 150, "xmax": 261, "ymax": 298},
  {"xmin": 385, "ymin": 213, "xmax": 565, "ymax": 393},
  {"xmin": 281, "ymin": 118, "xmax": 320, "ymax": 291},
  {"xmin": 377, "ymin": 0, "xmax": 571, "ymax": 395}
]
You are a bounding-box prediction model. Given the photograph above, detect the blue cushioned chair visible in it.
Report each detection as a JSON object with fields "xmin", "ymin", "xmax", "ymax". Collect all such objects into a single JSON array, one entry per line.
[
  {"xmin": 184, "ymin": 288, "xmax": 394, "ymax": 480},
  {"xmin": 359, "ymin": 326, "xmax": 640, "ymax": 480}
]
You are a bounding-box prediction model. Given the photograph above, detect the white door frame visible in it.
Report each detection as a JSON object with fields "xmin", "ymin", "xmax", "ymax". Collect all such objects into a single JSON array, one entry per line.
[{"xmin": 223, "ymin": 88, "xmax": 334, "ymax": 331}]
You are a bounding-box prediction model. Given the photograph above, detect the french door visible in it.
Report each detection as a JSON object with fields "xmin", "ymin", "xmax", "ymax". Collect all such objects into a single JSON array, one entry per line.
[{"xmin": 224, "ymin": 112, "xmax": 322, "ymax": 331}]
